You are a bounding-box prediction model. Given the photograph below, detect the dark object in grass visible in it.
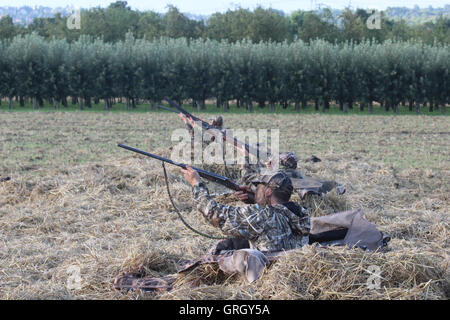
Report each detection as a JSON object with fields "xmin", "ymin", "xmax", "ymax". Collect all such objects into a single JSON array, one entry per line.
[
  {"xmin": 0, "ymin": 176, "xmax": 11, "ymax": 182},
  {"xmin": 305, "ymin": 155, "xmax": 321, "ymax": 163}
]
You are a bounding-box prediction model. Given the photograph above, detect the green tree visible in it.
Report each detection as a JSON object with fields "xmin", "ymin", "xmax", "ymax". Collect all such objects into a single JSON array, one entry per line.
[
  {"xmin": 0, "ymin": 15, "xmax": 20, "ymax": 40},
  {"xmin": 136, "ymin": 11, "xmax": 164, "ymax": 40},
  {"xmin": 163, "ymin": 6, "xmax": 203, "ymax": 39},
  {"xmin": 248, "ymin": 7, "xmax": 290, "ymax": 42}
]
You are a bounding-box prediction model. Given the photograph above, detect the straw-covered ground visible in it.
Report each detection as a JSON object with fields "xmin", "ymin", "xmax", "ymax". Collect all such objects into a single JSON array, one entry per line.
[{"xmin": 0, "ymin": 112, "xmax": 448, "ymax": 299}]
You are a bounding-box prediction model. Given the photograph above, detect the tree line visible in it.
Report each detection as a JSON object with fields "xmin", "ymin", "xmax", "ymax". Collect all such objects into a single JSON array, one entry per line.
[
  {"xmin": 0, "ymin": 33, "xmax": 448, "ymax": 114},
  {"xmin": 0, "ymin": 2, "xmax": 449, "ymax": 45}
]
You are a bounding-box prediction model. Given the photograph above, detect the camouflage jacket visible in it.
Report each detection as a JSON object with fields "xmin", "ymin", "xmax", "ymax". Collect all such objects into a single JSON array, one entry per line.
[{"xmin": 192, "ymin": 182, "xmax": 310, "ymax": 252}]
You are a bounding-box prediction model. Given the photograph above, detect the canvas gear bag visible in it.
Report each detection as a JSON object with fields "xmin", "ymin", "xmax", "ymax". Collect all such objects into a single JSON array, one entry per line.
[{"xmin": 309, "ymin": 209, "xmax": 390, "ymax": 251}]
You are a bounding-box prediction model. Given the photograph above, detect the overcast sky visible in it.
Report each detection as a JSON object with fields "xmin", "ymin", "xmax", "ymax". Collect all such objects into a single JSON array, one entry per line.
[{"xmin": 0, "ymin": 0, "xmax": 448, "ymax": 14}]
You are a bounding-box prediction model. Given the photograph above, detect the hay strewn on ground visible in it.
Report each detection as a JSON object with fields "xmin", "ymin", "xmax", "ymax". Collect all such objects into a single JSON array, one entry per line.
[{"xmin": 0, "ymin": 113, "xmax": 448, "ymax": 299}]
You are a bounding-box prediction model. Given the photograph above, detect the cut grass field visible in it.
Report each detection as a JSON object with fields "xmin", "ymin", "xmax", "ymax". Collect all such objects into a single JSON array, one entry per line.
[{"xmin": 0, "ymin": 111, "xmax": 448, "ymax": 299}]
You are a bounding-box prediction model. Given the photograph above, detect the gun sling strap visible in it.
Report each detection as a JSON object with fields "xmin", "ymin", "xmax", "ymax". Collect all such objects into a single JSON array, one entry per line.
[{"xmin": 162, "ymin": 162, "xmax": 227, "ymax": 240}]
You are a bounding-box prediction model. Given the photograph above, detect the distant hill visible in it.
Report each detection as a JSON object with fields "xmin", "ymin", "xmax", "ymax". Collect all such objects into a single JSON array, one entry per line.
[
  {"xmin": 386, "ymin": 5, "xmax": 450, "ymax": 23},
  {"xmin": 0, "ymin": 5, "xmax": 448, "ymax": 25}
]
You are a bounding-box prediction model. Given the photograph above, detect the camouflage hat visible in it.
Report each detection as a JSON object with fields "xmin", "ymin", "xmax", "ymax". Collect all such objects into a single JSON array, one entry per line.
[
  {"xmin": 251, "ymin": 171, "xmax": 293, "ymax": 197},
  {"xmin": 268, "ymin": 152, "xmax": 298, "ymax": 169},
  {"xmin": 280, "ymin": 152, "xmax": 298, "ymax": 169},
  {"xmin": 208, "ymin": 115, "xmax": 223, "ymax": 127}
]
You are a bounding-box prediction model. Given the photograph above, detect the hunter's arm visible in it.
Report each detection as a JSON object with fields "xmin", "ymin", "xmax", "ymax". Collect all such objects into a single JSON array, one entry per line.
[{"xmin": 192, "ymin": 182, "xmax": 267, "ymax": 241}]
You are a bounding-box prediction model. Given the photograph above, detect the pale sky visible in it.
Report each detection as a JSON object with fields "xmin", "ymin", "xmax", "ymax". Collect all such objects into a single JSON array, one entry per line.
[{"xmin": 0, "ymin": 0, "xmax": 448, "ymax": 14}]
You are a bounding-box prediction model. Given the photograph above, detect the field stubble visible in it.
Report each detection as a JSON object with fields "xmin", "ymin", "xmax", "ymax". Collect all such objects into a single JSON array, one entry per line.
[{"xmin": 0, "ymin": 112, "xmax": 448, "ymax": 299}]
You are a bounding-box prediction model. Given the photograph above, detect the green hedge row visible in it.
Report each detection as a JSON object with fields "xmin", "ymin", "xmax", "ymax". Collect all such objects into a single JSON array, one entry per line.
[{"xmin": 0, "ymin": 33, "xmax": 448, "ymax": 113}]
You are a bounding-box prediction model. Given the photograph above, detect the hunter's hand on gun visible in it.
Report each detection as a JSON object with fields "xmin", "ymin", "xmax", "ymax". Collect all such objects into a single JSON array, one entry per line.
[
  {"xmin": 235, "ymin": 186, "xmax": 255, "ymax": 204},
  {"xmin": 181, "ymin": 165, "xmax": 201, "ymax": 186},
  {"xmin": 179, "ymin": 113, "xmax": 196, "ymax": 128},
  {"xmin": 181, "ymin": 165, "xmax": 255, "ymax": 203},
  {"xmin": 178, "ymin": 113, "xmax": 188, "ymax": 124},
  {"xmin": 187, "ymin": 115, "xmax": 196, "ymax": 128}
]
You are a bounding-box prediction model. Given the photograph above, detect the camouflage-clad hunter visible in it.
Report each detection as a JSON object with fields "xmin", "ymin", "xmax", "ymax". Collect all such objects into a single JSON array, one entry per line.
[
  {"xmin": 114, "ymin": 168, "xmax": 311, "ymax": 292},
  {"xmin": 179, "ymin": 113, "xmax": 223, "ymax": 144},
  {"xmin": 181, "ymin": 165, "xmax": 310, "ymax": 251},
  {"xmin": 240, "ymin": 151, "xmax": 345, "ymax": 198}
]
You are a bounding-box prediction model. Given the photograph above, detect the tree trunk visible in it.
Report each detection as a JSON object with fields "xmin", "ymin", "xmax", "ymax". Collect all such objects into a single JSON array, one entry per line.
[
  {"xmin": 216, "ymin": 98, "xmax": 221, "ymax": 109},
  {"xmin": 247, "ymin": 100, "xmax": 254, "ymax": 113},
  {"xmin": 360, "ymin": 100, "xmax": 365, "ymax": 112},
  {"xmin": 429, "ymin": 100, "xmax": 433, "ymax": 112},
  {"xmin": 441, "ymin": 102, "xmax": 446, "ymax": 114},
  {"xmin": 104, "ymin": 98, "xmax": 109, "ymax": 110},
  {"xmin": 8, "ymin": 97, "xmax": 13, "ymax": 109},
  {"xmin": 195, "ymin": 100, "xmax": 201, "ymax": 112},
  {"xmin": 348, "ymin": 99, "xmax": 353, "ymax": 109},
  {"xmin": 343, "ymin": 102, "xmax": 348, "ymax": 114},
  {"xmin": 86, "ymin": 97, "xmax": 92, "ymax": 108},
  {"xmin": 222, "ymin": 100, "xmax": 229, "ymax": 112},
  {"xmin": 368, "ymin": 101, "xmax": 373, "ymax": 114},
  {"xmin": 72, "ymin": 96, "xmax": 77, "ymax": 105},
  {"xmin": 415, "ymin": 101, "xmax": 420, "ymax": 114},
  {"xmin": 125, "ymin": 97, "xmax": 130, "ymax": 110},
  {"xmin": 54, "ymin": 99, "xmax": 59, "ymax": 109},
  {"xmin": 393, "ymin": 104, "xmax": 398, "ymax": 114},
  {"xmin": 38, "ymin": 97, "xmax": 44, "ymax": 107},
  {"xmin": 408, "ymin": 100, "xmax": 413, "ymax": 112},
  {"xmin": 94, "ymin": 97, "xmax": 100, "ymax": 105},
  {"xmin": 269, "ymin": 102, "xmax": 275, "ymax": 113},
  {"xmin": 79, "ymin": 98, "xmax": 83, "ymax": 110},
  {"xmin": 314, "ymin": 99, "xmax": 319, "ymax": 111},
  {"xmin": 302, "ymin": 100, "xmax": 307, "ymax": 109},
  {"xmin": 199, "ymin": 99, "xmax": 205, "ymax": 111},
  {"xmin": 258, "ymin": 100, "xmax": 265, "ymax": 108},
  {"xmin": 149, "ymin": 100, "xmax": 155, "ymax": 111},
  {"xmin": 295, "ymin": 101, "xmax": 300, "ymax": 112},
  {"xmin": 321, "ymin": 99, "xmax": 327, "ymax": 112},
  {"xmin": 385, "ymin": 100, "xmax": 390, "ymax": 112},
  {"xmin": 32, "ymin": 97, "xmax": 38, "ymax": 110},
  {"xmin": 132, "ymin": 98, "xmax": 136, "ymax": 109},
  {"xmin": 339, "ymin": 100, "xmax": 344, "ymax": 111},
  {"xmin": 236, "ymin": 99, "xmax": 240, "ymax": 108},
  {"xmin": 20, "ymin": 96, "xmax": 25, "ymax": 107}
]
